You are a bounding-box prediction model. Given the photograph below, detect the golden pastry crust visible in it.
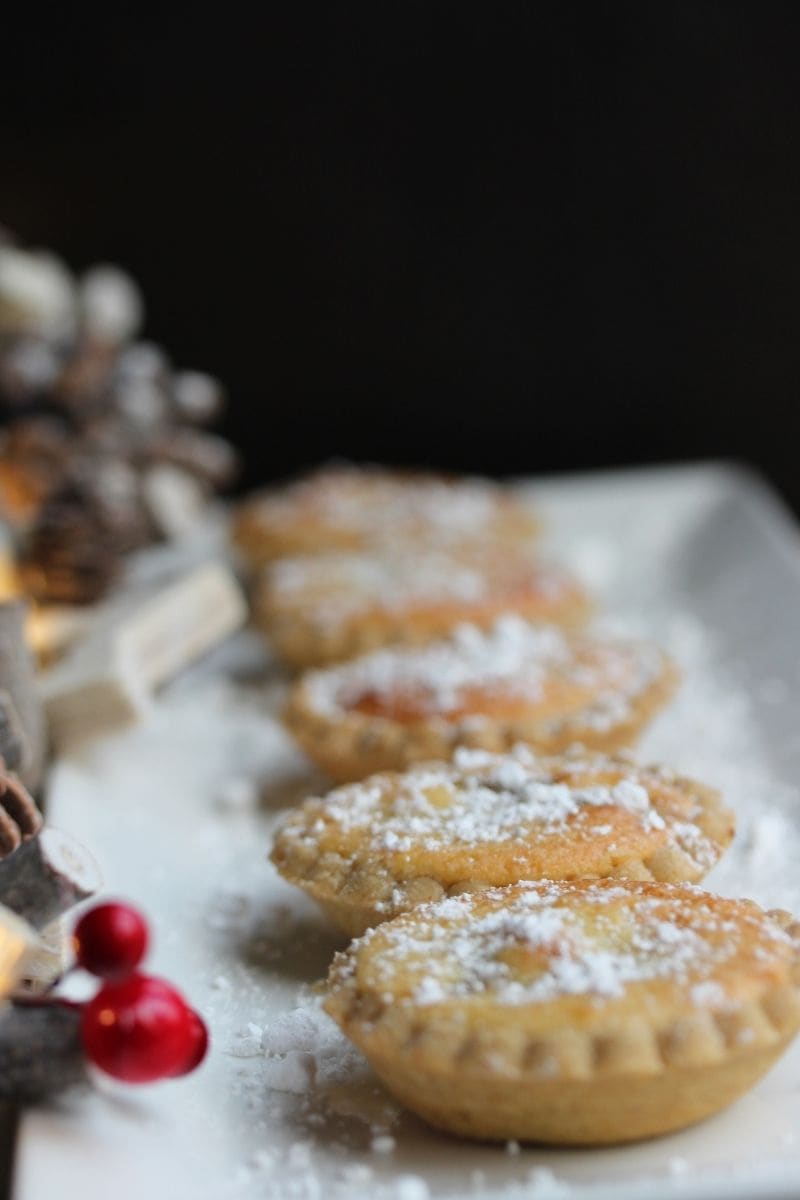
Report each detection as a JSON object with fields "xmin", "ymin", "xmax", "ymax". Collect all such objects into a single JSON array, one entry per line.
[
  {"xmin": 283, "ymin": 619, "xmax": 677, "ymax": 781},
  {"xmin": 270, "ymin": 748, "xmax": 734, "ymax": 936},
  {"xmin": 256, "ymin": 550, "xmax": 589, "ymax": 670},
  {"xmin": 324, "ymin": 879, "xmax": 800, "ymax": 1144},
  {"xmin": 232, "ymin": 464, "xmax": 540, "ymax": 569}
]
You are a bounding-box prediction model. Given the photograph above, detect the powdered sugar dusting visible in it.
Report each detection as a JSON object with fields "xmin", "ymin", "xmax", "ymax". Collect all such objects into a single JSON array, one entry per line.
[
  {"xmin": 250, "ymin": 466, "xmax": 517, "ymax": 547},
  {"xmin": 279, "ymin": 748, "xmax": 708, "ymax": 874},
  {"xmin": 342, "ymin": 879, "xmax": 782, "ymax": 1009},
  {"xmin": 303, "ymin": 615, "xmax": 666, "ymax": 727},
  {"xmin": 264, "ymin": 547, "xmax": 576, "ymax": 635},
  {"xmin": 268, "ymin": 550, "xmax": 491, "ymax": 625},
  {"xmin": 305, "ymin": 617, "xmax": 559, "ymax": 712},
  {"xmin": 636, "ymin": 619, "xmax": 800, "ymax": 918}
]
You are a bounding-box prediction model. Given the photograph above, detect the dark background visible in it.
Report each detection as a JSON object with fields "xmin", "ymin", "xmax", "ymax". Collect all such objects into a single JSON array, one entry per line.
[{"xmin": 4, "ymin": 3, "xmax": 800, "ymax": 506}]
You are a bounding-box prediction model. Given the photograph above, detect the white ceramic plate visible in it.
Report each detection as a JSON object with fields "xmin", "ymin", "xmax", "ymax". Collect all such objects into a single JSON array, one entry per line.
[{"xmin": 13, "ymin": 462, "xmax": 800, "ymax": 1200}]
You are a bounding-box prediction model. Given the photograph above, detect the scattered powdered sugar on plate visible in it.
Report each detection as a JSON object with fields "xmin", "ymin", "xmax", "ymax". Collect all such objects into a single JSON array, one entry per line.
[
  {"xmin": 539, "ymin": 473, "xmax": 800, "ymax": 920},
  {"xmin": 636, "ymin": 614, "xmax": 800, "ymax": 918}
]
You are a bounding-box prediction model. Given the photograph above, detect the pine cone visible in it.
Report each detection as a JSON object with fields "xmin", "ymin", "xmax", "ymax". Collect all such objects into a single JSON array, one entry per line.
[
  {"xmin": 18, "ymin": 481, "xmax": 122, "ymax": 605},
  {"xmin": 0, "ymin": 417, "xmax": 73, "ymax": 527}
]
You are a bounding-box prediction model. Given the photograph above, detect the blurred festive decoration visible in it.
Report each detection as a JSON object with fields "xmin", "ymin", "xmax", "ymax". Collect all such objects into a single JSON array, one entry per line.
[
  {"xmin": 0, "ymin": 896, "xmax": 208, "ymax": 1100},
  {"xmin": 0, "ymin": 233, "xmax": 239, "ymax": 607}
]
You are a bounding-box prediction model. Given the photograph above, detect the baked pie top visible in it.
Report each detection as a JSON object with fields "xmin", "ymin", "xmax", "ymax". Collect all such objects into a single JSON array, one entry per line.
[
  {"xmin": 260, "ymin": 555, "xmax": 586, "ymax": 638},
  {"xmin": 271, "ymin": 747, "xmax": 734, "ymax": 912},
  {"xmin": 234, "ymin": 465, "xmax": 539, "ymax": 563},
  {"xmin": 325, "ymin": 878, "xmax": 800, "ymax": 1077},
  {"xmin": 293, "ymin": 617, "xmax": 669, "ymax": 730}
]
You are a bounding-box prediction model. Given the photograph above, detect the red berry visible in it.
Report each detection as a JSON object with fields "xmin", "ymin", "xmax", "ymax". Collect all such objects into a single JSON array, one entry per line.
[
  {"xmin": 80, "ymin": 974, "xmax": 195, "ymax": 1083},
  {"xmin": 73, "ymin": 902, "xmax": 149, "ymax": 979},
  {"xmin": 169, "ymin": 1009, "xmax": 209, "ymax": 1076}
]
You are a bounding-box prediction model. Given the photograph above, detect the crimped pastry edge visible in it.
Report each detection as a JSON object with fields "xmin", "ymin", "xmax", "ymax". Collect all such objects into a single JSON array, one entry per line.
[
  {"xmin": 350, "ymin": 1036, "xmax": 797, "ymax": 1144},
  {"xmin": 322, "ymin": 899, "xmax": 800, "ymax": 1118}
]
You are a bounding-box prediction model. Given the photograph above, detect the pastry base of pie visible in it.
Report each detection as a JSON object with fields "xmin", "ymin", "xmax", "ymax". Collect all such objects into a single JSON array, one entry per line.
[
  {"xmin": 325, "ymin": 882, "xmax": 800, "ymax": 1145},
  {"xmin": 284, "ymin": 628, "xmax": 678, "ymax": 783},
  {"xmin": 286, "ymin": 666, "xmax": 675, "ymax": 783},
  {"xmin": 365, "ymin": 1037, "xmax": 793, "ymax": 1144}
]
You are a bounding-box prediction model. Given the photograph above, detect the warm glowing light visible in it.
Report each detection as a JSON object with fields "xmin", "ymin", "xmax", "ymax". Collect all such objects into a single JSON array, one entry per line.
[{"xmin": 0, "ymin": 552, "xmax": 20, "ymax": 602}]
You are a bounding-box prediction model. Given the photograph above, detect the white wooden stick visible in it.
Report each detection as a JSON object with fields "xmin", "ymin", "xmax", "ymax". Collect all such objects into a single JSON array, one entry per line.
[
  {"xmin": 16, "ymin": 918, "xmax": 70, "ymax": 994},
  {"xmin": 41, "ymin": 562, "xmax": 247, "ymax": 750}
]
